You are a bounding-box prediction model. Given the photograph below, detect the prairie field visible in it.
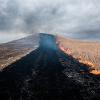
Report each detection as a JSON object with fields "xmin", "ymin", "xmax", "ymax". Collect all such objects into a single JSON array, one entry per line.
[
  {"xmin": 57, "ymin": 36, "xmax": 100, "ymax": 75},
  {"xmin": 0, "ymin": 35, "xmax": 39, "ymax": 70}
]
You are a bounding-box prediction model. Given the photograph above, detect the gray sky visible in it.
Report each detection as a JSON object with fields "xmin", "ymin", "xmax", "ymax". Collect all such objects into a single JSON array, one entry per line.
[{"xmin": 0, "ymin": 0, "xmax": 100, "ymax": 40}]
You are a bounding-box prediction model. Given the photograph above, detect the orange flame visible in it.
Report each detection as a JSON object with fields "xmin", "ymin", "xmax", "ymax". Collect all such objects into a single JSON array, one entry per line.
[{"xmin": 58, "ymin": 43, "xmax": 100, "ymax": 75}]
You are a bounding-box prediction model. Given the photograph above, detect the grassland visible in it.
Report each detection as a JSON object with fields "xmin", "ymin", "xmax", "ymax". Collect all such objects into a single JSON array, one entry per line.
[
  {"xmin": 0, "ymin": 35, "xmax": 39, "ymax": 70},
  {"xmin": 57, "ymin": 36, "xmax": 100, "ymax": 75}
]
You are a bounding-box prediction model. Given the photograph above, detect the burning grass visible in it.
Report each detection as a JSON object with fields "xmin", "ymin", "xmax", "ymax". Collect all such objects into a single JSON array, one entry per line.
[{"xmin": 57, "ymin": 36, "xmax": 100, "ymax": 75}]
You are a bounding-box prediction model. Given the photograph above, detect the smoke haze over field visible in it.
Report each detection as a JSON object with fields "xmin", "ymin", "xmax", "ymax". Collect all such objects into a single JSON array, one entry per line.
[
  {"xmin": 0, "ymin": 0, "xmax": 100, "ymax": 40},
  {"xmin": 0, "ymin": 33, "xmax": 29, "ymax": 43}
]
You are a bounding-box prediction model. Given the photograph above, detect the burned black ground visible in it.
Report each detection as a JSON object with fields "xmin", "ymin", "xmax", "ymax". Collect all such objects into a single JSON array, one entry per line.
[{"xmin": 0, "ymin": 33, "xmax": 100, "ymax": 100}]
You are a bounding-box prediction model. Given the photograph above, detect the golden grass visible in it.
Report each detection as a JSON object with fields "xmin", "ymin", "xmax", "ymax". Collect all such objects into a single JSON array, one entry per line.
[{"xmin": 57, "ymin": 36, "xmax": 100, "ymax": 75}]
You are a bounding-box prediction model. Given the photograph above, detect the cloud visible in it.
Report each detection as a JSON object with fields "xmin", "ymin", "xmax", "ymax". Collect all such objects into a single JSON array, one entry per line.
[{"xmin": 0, "ymin": 0, "xmax": 100, "ymax": 39}]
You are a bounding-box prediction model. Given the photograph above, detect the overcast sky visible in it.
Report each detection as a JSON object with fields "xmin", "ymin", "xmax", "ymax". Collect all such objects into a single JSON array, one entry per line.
[{"xmin": 0, "ymin": 0, "xmax": 100, "ymax": 41}]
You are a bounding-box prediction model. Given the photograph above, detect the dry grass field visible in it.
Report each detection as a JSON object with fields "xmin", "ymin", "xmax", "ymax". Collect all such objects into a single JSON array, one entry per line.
[
  {"xmin": 0, "ymin": 35, "xmax": 39, "ymax": 70},
  {"xmin": 0, "ymin": 45, "xmax": 32, "ymax": 70},
  {"xmin": 57, "ymin": 36, "xmax": 100, "ymax": 75}
]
